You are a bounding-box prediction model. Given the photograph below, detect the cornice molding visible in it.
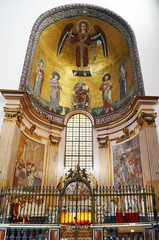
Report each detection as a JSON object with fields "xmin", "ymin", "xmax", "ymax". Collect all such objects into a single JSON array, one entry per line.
[
  {"xmin": 1, "ymin": 91, "xmax": 158, "ymax": 135},
  {"xmin": 0, "ymin": 89, "xmax": 64, "ymax": 132},
  {"xmin": 95, "ymin": 95, "xmax": 159, "ymax": 130}
]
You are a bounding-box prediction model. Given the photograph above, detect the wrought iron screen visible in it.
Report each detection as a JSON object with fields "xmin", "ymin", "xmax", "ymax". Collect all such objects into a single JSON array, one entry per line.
[{"xmin": 0, "ymin": 185, "xmax": 157, "ymax": 225}]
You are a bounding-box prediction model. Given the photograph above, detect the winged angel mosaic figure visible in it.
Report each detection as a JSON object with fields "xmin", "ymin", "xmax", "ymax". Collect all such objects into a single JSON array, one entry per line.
[{"xmin": 57, "ymin": 20, "xmax": 108, "ymax": 76}]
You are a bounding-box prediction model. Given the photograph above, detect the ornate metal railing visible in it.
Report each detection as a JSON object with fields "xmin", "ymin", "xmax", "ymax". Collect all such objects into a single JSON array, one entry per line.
[{"xmin": 0, "ymin": 185, "xmax": 157, "ymax": 225}]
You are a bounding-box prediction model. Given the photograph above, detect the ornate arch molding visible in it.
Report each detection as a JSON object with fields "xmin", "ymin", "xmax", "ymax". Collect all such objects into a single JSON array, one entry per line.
[
  {"xmin": 64, "ymin": 109, "xmax": 94, "ymax": 126},
  {"xmin": 57, "ymin": 166, "xmax": 98, "ymax": 192},
  {"xmin": 62, "ymin": 174, "xmax": 93, "ymax": 196},
  {"xmin": 19, "ymin": 4, "xmax": 144, "ymax": 125}
]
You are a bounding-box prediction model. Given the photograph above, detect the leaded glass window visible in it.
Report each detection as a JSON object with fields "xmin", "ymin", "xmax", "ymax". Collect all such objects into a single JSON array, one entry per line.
[{"xmin": 65, "ymin": 114, "xmax": 93, "ymax": 169}]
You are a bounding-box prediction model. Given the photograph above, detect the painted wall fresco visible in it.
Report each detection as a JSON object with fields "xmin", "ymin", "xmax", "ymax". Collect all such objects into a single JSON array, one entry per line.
[
  {"xmin": 49, "ymin": 230, "xmax": 59, "ymax": 240},
  {"xmin": 0, "ymin": 230, "xmax": 6, "ymax": 240},
  {"xmin": 112, "ymin": 135, "xmax": 143, "ymax": 188},
  {"xmin": 13, "ymin": 133, "xmax": 45, "ymax": 187},
  {"xmin": 20, "ymin": 4, "xmax": 144, "ymax": 124}
]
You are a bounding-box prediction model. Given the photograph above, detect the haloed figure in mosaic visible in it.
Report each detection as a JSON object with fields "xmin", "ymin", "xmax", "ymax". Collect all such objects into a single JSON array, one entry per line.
[
  {"xmin": 49, "ymin": 71, "xmax": 62, "ymax": 112},
  {"xmin": 73, "ymin": 78, "xmax": 89, "ymax": 109},
  {"xmin": 99, "ymin": 73, "xmax": 113, "ymax": 113},
  {"xmin": 70, "ymin": 20, "xmax": 91, "ymax": 69},
  {"xmin": 57, "ymin": 19, "xmax": 107, "ymax": 76},
  {"xmin": 34, "ymin": 58, "xmax": 45, "ymax": 96},
  {"xmin": 119, "ymin": 62, "xmax": 128, "ymax": 100}
]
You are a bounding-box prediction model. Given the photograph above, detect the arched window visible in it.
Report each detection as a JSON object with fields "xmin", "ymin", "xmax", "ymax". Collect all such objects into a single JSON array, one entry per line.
[{"xmin": 65, "ymin": 114, "xmax": 93, "ymax": 169}]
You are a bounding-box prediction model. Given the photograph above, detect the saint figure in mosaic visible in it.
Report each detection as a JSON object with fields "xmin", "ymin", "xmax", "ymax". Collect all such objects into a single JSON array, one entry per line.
[
  {"xmin": 99, "ymin": 73, "xmax": 113, "ymax": 113},
  {"xmin": 34, "ymin": 58, "xmax": 44, "ymax": 96},
  {"xmin": 119, "ymin": 62, "xmax": 128, "ymax": 100},
  {"xmin": 49, "ymin": 71, "xmax": 62, "ymax": 112}
]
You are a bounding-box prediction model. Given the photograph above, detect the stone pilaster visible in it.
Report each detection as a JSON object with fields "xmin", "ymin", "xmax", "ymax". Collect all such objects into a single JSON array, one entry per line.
[
  {"xmin": 138, "ymin": 112, "xmax": 159, "ymax": 208},
  {"xmin": 46, "ymin": 135, "xmax": 61, "ymax": 186},
  {"xmin": 138, "ymin": 112, "xmax": 159, "ymax": 183},
  {"xmin": 0, "ymin": 108, "xmax": 22, "ymax": 186},
  {"xmin": 97, "ymin": 136, "xmax": 111, "ymax": 186}
]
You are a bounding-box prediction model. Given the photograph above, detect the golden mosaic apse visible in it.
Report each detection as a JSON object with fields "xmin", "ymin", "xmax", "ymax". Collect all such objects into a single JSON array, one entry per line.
[{"xmin": 29, "ymin": 16, "xmax": 134, "ymax": 115}]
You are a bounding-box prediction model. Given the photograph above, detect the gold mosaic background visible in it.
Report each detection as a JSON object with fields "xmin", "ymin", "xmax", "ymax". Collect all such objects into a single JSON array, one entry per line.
[{"xmin": 30, "ymin": 16, "xmax": 134, "ymax": 109}]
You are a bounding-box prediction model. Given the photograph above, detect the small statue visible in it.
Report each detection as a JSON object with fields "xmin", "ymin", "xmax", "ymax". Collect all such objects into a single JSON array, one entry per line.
[
  {"xmin": 76, "ymin": 164, "xmax": 81, "ymax": 173},
  {"xmin": 66, "ymin": 168, "xmax": 73, "ymax": 179},
  {"xmin": 30, "ymin": 125, "xmax": 36, "ymax": 134},
  {"xmin": 81, "ymin": 168, "xmax": 87, "ymax": 179}
]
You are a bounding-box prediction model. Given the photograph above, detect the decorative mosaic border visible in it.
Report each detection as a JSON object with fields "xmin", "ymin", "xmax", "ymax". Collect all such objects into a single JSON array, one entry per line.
[
  {"xmin": 31, "ymin": 102, "xmax": 64, "ymax": 125},
  {"xmin": 19, "ymin": 4, "xmax": 145, "ymax": 125},
  {"xmin": 94, "ymin": 104, "xmax": 130, "ymax": 125}
]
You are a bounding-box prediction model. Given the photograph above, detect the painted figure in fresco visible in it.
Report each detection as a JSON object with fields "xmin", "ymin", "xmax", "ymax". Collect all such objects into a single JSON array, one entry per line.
[
  {"xmin": 73, "ymin": 78, "xmax": 90, "ymax": 109},
  {"xmin": 13, "ymin": 134, "xmax": 44, "ymax": 187},
  {"xmin": 49, "ymin": 71, "xmax": 62, "ymax": 112},
  {"xmin": 99, "ymin": 73, "xmax": 113, "ymax": 113},
  {"xmin": 50, "ymin": 230, "xmax": 58, "ymax": 240},
  {"xmin": 114, "ymin": 154, "xmax": 143, "ymax": 187},
  {"xmin": 28, "ymin": 171, "xmax": 34, "ymax": 186},
  {"xmin": 113, "ymin": 136, "xmax": 143, "ymax": 189},
  {"xmin": 34, "ymin": 58, "xmax": 45, "ymax": 96},
  {"xmin": 95, "ymin": 230, "xmax": 102, "ymax": 240},
  {"xmin": 57, "ymin": 20, "xmax": 107, "ymax": 76},
  {"xmin": 13, "ymin": 161, "xmax": 43, "ymax": 187},
  {"xmin": 119, "ymin": 62, "xmax": 127, "ymax": 100}
]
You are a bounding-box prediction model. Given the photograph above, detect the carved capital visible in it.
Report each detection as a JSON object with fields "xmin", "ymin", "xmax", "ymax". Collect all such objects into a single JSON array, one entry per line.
[
  {"xmin": 4, "ymin": 107, "xmax": 23, "ymax": 123},
  {"xmin": 117, "ymin": 128, "xmax": 135, "ymax": 143},
  {"xmin": 137, "ymin": 112, "xmax": 157, "ymax": 129},
  {"xmin": 49, "ymin": 134, "xmax": 61, "ymax": 147},
  {"xmin": 123, "ymin": 127, "xmax": 129, "ymax": 137},
  {"xmin": 97, "ymin": 136, "xmax": 109, "ymax": 148}
]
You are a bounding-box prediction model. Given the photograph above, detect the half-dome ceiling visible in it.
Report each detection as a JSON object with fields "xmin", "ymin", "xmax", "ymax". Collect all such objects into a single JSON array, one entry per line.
[{"xmin": 20, "ymin": 4, "xmax": 144, "ymax": 125}]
